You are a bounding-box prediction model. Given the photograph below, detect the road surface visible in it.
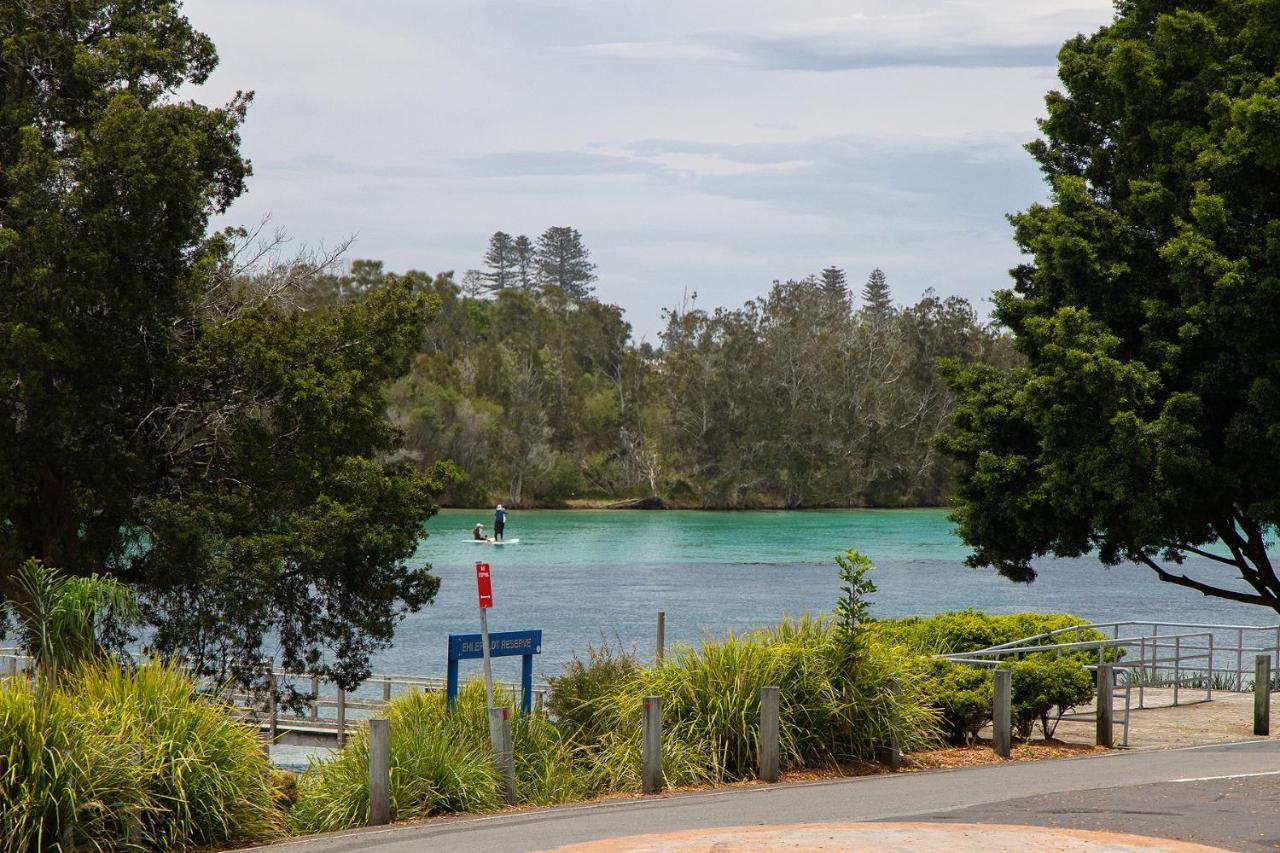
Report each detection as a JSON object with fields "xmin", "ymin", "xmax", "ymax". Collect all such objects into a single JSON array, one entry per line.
[{"xmin": 254, "ymin": 739, "xmax": 1280, "ymax": 851}]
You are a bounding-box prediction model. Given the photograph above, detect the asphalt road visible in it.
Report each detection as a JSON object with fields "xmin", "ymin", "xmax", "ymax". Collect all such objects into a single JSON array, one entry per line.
[{"xmin": 254, "ymin": 740, "xmax": 1280, "ymax": 852}]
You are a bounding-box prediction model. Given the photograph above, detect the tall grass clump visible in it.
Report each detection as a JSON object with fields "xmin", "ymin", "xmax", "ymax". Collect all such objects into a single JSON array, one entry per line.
[
  {"xmin": 0, "ymin": 661, "xmax": 283, "ymax": 852},
  {"xmin": 291, "ymin": 679, "xmax": 590, "ymax": 834}
]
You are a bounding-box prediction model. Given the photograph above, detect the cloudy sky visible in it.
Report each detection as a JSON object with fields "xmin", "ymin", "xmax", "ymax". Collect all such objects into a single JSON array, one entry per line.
[{"xmin": 184, "ymin": 0, "xmax": 1115, "ymax": 339}]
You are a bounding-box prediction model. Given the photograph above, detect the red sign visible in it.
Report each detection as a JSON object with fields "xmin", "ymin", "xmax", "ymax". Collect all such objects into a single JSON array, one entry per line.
[{"xmin": 475, "ymin": 562, "xmax": 493, "ymax": 609}]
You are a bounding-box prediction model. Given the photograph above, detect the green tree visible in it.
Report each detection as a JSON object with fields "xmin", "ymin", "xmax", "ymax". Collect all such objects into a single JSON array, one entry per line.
[
  {"xmin": 860, "ymin": 268, "xmax": 892, "ymax": 317},
  {"xmin": 820, "ymin": 265, "xmax": 848, "ymax": 301},
  {"xmin": 513, "ymin": 234, "xmax": 536, "ymax": 291},
  {"xmin": 0, "ymin": 1, "xmax": 445, "ymax": 687},
  {"xmin": 940, "ymin": 2, "xmax": 1280, "ymax": 611},
  {"xmin": 535, "ymin": 226, "xmax": 597, "ymax": 300},
  {"xmin": 482, "ymin": 231, "xmax": 517, "ymax": 291}
]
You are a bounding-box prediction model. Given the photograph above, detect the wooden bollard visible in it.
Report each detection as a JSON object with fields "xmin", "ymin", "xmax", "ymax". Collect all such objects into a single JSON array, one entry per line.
[
  {"xmin": 1096, "ymin": 664, "xmax": 1114, "ymax": 748},
  {"xmin": 1254, "ymin": 655, "xmax": 1271, "ymax": 736},
  {"xmin": 876, "ymin": 679, "xmax": 902, "ymax": 769},
  {"xmin": 488, "ymin": 707, "xmax": 517, "ymax": 805},
  {"xmin": 368, "ymin": 719, "xmax": 391, "ymax": 826},
  {"xmin": 383, "ymin": 676, "xmax": 392, "ymax": 703},
  {"xmin": 759, "ymin": 686, "xmax": 780, "ymax": 783},
  {"xmin": 992, "ymin": 669, "xmax": 1011, "ymax": 758},
  {"xmin": 337, "ymin": 687, "xmax": 347, "ymax": 748},
  {"xmin": 643, "ymin": 696, "xmax": 663, "ymax": 794},
  {"xmin": 656, "ymin": 612, "xmax": 665, "ymax": 662}
]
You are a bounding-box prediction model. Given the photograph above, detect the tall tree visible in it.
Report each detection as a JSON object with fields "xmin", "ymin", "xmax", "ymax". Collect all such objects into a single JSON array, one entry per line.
[
  {"xmin": 0, "ymin": 1, "xmax": 445, "ymax": 687},
  {"xmin": 939, "ymin": 1, "xmax": 1280, "ymax": 612},
  {"xmin": 482, "ymin": 231, "xmax": 517, "ymax": 291},
  {"xmin": 513, "ymin": 234, "xmax": 536, "ymax": 291},
  {"xmin": 820, "ymin": 266, "xmax": 848, "ymax": 300},
  {"xmin": 861, "ymin": 268, "xmax": 892, "ymax": 317},
  {"xmin": 535, "ymin": 226, "xmax": 597, "ymax": 300}
]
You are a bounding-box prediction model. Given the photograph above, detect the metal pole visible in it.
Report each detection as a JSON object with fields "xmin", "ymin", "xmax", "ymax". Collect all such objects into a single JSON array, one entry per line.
[
  {"xmin": 1096, "ymin": 664, "xmax": 1114, "ymax": 748},
  {"xmin": 643, "ymin": 696, "xmax": 663, "ymax": 794},
  {"xmin": 337, "ymin": 687, "xmax": 347, "ymax": 748},
  {"xmin": 1174, "ymin": 636, "xmax": 1182, "ymax": 706},
  {"xmin": 1207, "ymin": 633, "xmax": 1214, "ymax": 701},
  {"xmin": 310, "ymin": 674, "xmax": 320, "ymax": 722},
  {"xmin": 368, "ymin": 719, "xmax": 391, "ymax": 826},
  {"xmin": 992, "ymin": 669, "xmax": 1011, "ymax": 759},
  {"xmin": 1238, "ymin": 628, "xmax": 1244, "ymax": 688},
  {"xmin": 1255, "ymin": 655, "xmax": 1271, "ymax": 736},
  {"xmin": 1138, "ymin": 637, "xmax": 1146, "ymax": 709},
  {"xmin": 480, "ymin": 606, "xmax": 495, "ymax": 710},
  {"xmin": 656, "ymin": 611, "xmax": 665, "ymax": 662},
  {"xmin": 759, "ymin": 686, "xmax": 780, "ymax": 783},
  {"xmin": 266, "ymin": 660, "xmax": 278, "ymax": 744}
]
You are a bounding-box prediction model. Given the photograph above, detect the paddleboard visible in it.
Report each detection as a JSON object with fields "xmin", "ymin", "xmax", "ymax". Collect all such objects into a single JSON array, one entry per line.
[{"xmin": 462, "ymin": 538, "xmax": 520, "ymax": 545}]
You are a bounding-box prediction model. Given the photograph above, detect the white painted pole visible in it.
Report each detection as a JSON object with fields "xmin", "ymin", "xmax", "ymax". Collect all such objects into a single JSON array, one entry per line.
[{"xmin": 480, "ymin": 605, "xmax": 495, "ymax": 710}]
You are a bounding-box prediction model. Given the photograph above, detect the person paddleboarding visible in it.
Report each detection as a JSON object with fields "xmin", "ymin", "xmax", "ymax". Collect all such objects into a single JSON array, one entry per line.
[{"xmin": 494, "ymin": 504, "xmax": 507, "ymax": 542}]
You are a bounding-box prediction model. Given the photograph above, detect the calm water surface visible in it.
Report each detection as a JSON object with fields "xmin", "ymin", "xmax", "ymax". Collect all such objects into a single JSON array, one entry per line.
[{"xmin": 363, "ymin": 509, "xmax": 1268, "ymax": 683}]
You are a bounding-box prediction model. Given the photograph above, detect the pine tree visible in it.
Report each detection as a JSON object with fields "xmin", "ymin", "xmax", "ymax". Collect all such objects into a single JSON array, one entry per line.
[
  {"xmin": 535, "ymin": 226, "xmax": 597, "ymax": 300},
  {"xmin": 861, "ymin": 268, "xmax": 892, "ymax": 316},
  {"xmin": 820, "ymin": 266, "xmax": 848, "ymax": 300},
  {"xmin": 482, "ymin": 231, "xmax": 517, "ymax": 291},
  {"xmin": 513, "ymin": 235, "xmax": 536, "ymax": 291}
]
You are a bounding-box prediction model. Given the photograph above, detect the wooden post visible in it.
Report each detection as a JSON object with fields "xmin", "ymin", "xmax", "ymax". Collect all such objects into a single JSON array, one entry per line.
[
  {"xmin": 992, "ymin": 669, "xmax": 1011, "ymax": 758},
  {"xmin": 656, "ymin": 611, "xmax": 665, "ymax": 662},
  {"xmin": 1096, "ymin": 664, "xmax": 1114, "ymax": 748},
  {"xmin": 876, "ymin": 679, "xmax": 902, "ymax": 769},
  {"xmin": 310, "ymin": 674, "xmax": 320, "ymax": 722},
  {"xmin": 643, "ymin": 696, "xmax": 663, "ymax": 794},
  {"xmin": 383, "ymin": 676, "xmax": 392, "ymax": 703},
  {"xmin": 488, "ymin": 707, "xmax": 516, "ymax": 805},
  {"xmin": 336, "ymin": 687, "xmax": 347, "ymax": 748},
  {"xmin": 368, "ymin": 719, "xmax": 391, "ymax": 826},
  {"xmin": 1254, "ymin": 655, "xmax": 1271, "ymax": 736},
  {"xmin": 759, "ymin": 686, "xmax": 780, "ymax": 783}
]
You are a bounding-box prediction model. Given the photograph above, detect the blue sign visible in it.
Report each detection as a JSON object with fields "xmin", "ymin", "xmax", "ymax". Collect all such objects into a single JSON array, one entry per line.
[{"xmin": 446, "ymin": 629, "xmax": 542, "ymax": 714}]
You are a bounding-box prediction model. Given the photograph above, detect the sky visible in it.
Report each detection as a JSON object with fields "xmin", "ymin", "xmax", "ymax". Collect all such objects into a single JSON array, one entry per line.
[{"xmin": 183, "ymin": 0, "xmax": 1116, "ymax": 340}]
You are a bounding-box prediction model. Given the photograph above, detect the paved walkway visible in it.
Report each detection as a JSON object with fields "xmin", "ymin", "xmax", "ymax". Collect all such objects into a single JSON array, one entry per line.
[
  {"xmin": 1046, "ymin": 688, "xmax": 1268, "ymax": 750},
  {"xmin": 548, "ymin": 822, "xmax": 1224, "ymax": 851},
  {"xmin": 255, "ymin": 739, "xmax": 1280, "ymax": 852}
]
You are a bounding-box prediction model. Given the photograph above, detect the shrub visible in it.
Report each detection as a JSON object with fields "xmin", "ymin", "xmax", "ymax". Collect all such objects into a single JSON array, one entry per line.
[
  {"xmin": 0, "ymin": 661, "xmax": 283, "ymax": 852},
  {"xmin": 291, "ymin": 679, "xmax": 590, "ymax": 834},
  {"xmin": 870, "ymin": 610, "xmax": 1100, "ymax": 655},
  {"xmin": 546, "ymin": 638, "xmax": 641, "ymax": 743},
  {"xmin": 919, "ymin": 659, "xmax": 993, "ymax": 745},
  {"xmin": 1006, "ymin": 657, "xmax": 1095, "ymax": 740},
  {"xmin": 561, "ymin": 615, "xmax": 940, "ymax": 785}
]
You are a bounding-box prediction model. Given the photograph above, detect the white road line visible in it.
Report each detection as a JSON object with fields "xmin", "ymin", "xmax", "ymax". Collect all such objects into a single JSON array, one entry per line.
[{"xmin": 1169, "ymin": 770, "xmax": 1280, "ymax": 783}]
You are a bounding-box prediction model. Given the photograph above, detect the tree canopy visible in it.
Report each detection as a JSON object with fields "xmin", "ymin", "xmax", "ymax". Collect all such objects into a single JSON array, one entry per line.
[
  {"xmin": 0, "ymin": 1, "xmax": 445, "ymax": 687},
  {"xmin": 940, "ymin": 0, "xmax": 1280, "ymax": 611}
]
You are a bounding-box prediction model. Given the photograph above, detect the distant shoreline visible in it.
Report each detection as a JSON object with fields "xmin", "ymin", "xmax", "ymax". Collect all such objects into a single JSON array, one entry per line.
[{"xmin": 436, "ymin": 498, "xmax": 951, "ymax": 511}]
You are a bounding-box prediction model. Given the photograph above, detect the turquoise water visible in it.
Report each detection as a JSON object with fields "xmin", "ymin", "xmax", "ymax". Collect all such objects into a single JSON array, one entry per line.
[{"xmin": 368, "ymin": 508, "xmax": 1269, "ymax": 682}]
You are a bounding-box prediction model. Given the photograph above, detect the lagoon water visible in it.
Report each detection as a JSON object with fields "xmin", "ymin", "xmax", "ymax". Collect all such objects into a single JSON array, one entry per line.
[{"xmin": 364, "ymin": 508, "xmax": 1271, "ymax": 684}]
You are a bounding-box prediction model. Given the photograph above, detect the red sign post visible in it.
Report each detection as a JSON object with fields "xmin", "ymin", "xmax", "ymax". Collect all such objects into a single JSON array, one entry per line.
[{"xmin": 475, "ymin": 562, "xmax": 494, "ymax": 609}]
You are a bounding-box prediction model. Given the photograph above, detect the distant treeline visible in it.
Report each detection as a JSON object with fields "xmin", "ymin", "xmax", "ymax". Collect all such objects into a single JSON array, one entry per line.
[{"xmin": 302, "ymin": 229, "xmax": 1017, "ymax": 508}]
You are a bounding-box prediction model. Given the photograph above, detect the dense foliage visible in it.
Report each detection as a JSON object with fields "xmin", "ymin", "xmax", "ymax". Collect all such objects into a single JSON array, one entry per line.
[
  {"xmin": 315, "ymin": 259, "xmax": 1014, "ymax": 508},
  {"xmin": 940, "ymin": 0, "xmax": 1280, "ymax": 612},
  {"xmin": 0, "ymin": 662, "xmax": 284, "ymax": 851},
  {"xmin": 0, "ymin": 2, "xmax": 445, "ymax": 687}
]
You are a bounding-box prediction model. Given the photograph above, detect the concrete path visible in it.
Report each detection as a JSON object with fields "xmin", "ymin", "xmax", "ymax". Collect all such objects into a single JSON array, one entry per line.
[{"xmin": 255, "ymin": 739, "xmax": 1280, "ymax": 852}]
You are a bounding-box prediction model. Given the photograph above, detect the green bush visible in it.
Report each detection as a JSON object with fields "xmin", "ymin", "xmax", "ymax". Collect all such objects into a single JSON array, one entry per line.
[
  {"xmin": 561, "ymin": 615, "xmax": 941, "ymax": 785},
  {"xmin": 291, "ymin": 679, "xmax": 592, "ymax": 834},
  {"xmin": 919, "ymin": 659, "xmax": 993, "ymax": 745},
  {"xmin": 870, "ymin": 610, "xmax": 1100, "ymax": 655},
  {"xmin": 546, "ymin": 639, "xmax": 641, "ymax": 744},
  {"xmin": 0, "ymin": 662, "xmax": 283, "ymax": 852},
  {"xmin": 1006, "ymin": 657, "xmax": 1095, "ymax": 740}
]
